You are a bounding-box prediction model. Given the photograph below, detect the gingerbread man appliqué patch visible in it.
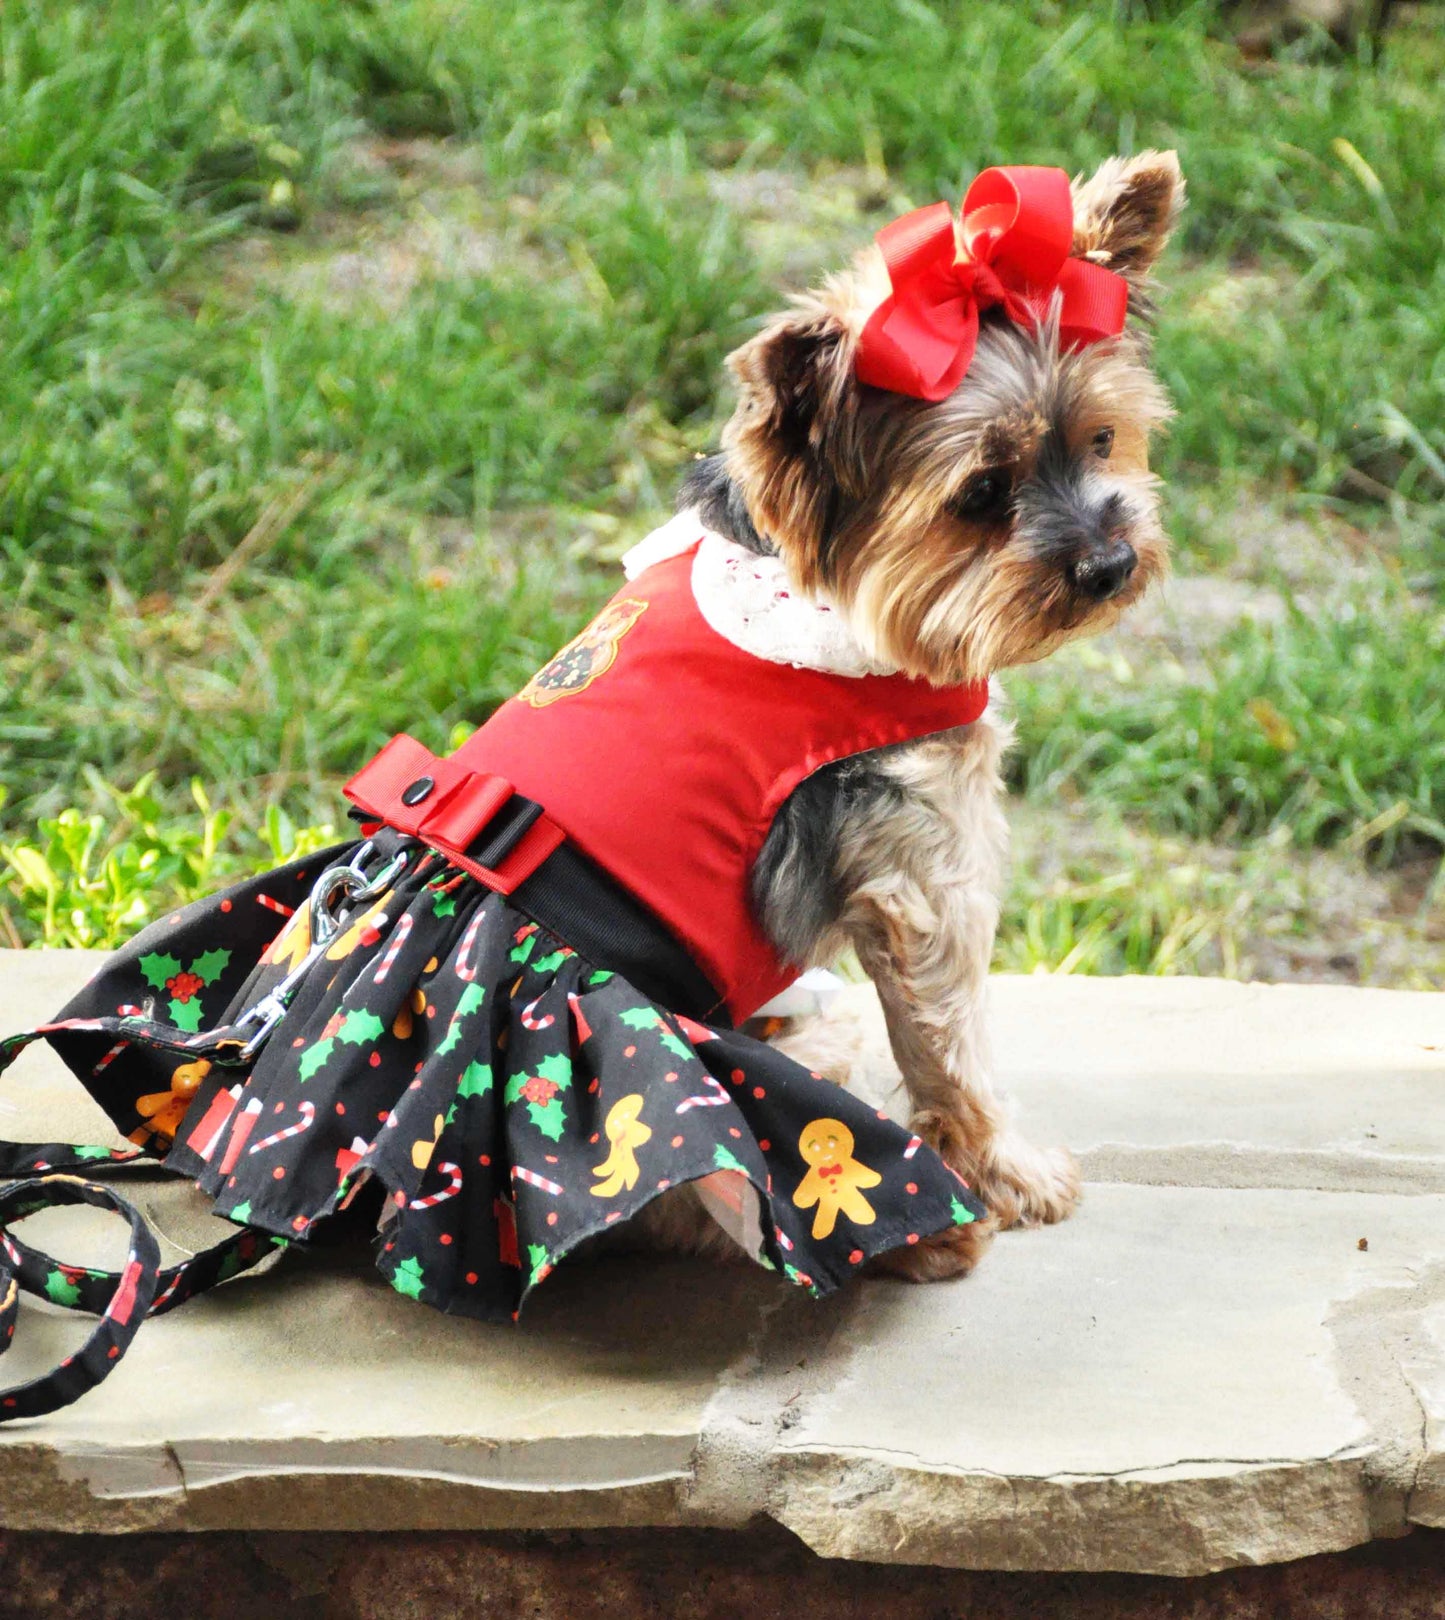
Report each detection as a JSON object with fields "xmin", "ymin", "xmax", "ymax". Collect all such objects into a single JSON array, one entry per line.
[{"xmin": 516, "ymin": 598, "xmax": 648, "ymax": 707}]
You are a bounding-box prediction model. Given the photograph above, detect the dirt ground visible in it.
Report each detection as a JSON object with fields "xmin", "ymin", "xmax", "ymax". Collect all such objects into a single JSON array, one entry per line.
[{"xmin": 5, "ymin": 1522, "xmax": 1445, "ymax": 1620}]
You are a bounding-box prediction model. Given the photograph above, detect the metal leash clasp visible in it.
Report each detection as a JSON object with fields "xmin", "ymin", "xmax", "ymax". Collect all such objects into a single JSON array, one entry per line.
[{"xmin": 233, "ymin": 838, "xmax": 415, "ymax": 1063}]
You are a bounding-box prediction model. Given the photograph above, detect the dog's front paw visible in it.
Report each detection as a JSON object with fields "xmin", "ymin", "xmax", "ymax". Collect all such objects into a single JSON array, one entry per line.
[
  {"xmin": 975, "ymin": 1135, "xmax": 1082, "ymax": 1229},
  {"xmin": 864, "ymin": 1213, "xmax": 997, "ymax": 1283},
  {"xmin": 909, "ymin": 1108, "xmax": 1081, "ymax": 1231}
]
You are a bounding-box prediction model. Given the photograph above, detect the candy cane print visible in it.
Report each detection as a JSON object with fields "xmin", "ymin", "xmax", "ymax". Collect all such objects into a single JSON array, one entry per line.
[
  {"xmin": 519, "ymin": 995, "xmax": 555, "ymax": 1031},
  {"xmin": 248, "ymin": 1100, "xmax": 316, "ymax": 1156},
  {"xmin": 152, "ymin": 1271, "xmax": 184, "ymax": 1313},
  {"xmin": 902, "ymin": 1135, "xmax": 923, "ymax": 1160},
  {"xmin": 89, "ymin": 1040, "xmax": 131, "ymax": 1079},
  {"xmin": 674, "ymin": 1014, "xmax": 718, "ymax": 1045},
  {"xmin": 567, "ymin": 992, "xmax": 593, "ymax": 1045},
  {"xmin": 107, "ymin": 1255, "xmax": 145, "ymax": 1327},
  {"xmin": 218, "ymin": 1098, "xmax": 265, "ymax": 1175},
  {"xmin": 675, "ymin": 1075, "xmax": 731, "ymax": 1114},
  {"xmin": 372, "ymin": 911, "xmax": 414, "ymax": 984},
  {"xmin": 188, "ymin": 1085, "xmax": 242, "ymax": 1162},
  {"xmin": 455, "ymin": 912, "xmax": 485, "ymax": 982},
  {"xmin": 511, "ymin": 1165, "xmax": 564, "ymax": 1198},
  {"xmin": 408, "ymin": 1160, "xmax": 463, "ymax": 1211}
]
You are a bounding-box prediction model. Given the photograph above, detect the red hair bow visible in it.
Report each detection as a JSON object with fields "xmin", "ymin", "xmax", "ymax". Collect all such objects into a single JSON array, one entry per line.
[{"xmin": 854, "ymin": 166, "xmax": 1129, "ymax": 402}]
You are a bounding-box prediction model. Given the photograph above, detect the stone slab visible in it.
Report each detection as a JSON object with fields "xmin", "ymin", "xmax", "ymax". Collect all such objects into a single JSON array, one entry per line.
[
  {"xmin": 772, "ymin": 1181, "xmax": 1431, "ymax": 1573},
  {"xmin": 3, "ymin": 950, "xmax": 1445, "ymax": 1574},
  {"xmin": 0, "ymin": 1254, "xmax": 784, "ymax": 1533}
]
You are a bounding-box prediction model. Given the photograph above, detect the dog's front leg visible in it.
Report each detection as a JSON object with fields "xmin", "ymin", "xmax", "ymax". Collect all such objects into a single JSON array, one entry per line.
[{"xmin": 840, "ymin": 725, "xmax": 1081, "ymax": 1247}]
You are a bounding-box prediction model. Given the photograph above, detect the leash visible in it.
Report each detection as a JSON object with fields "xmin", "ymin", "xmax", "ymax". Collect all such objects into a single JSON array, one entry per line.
[{"xmin": 0, "ymin": 838, "xmax": 418, "ymax": 1423}]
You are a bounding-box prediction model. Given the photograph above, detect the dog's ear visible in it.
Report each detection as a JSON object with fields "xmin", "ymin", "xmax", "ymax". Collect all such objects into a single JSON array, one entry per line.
[
  {"xmin": 722, "ymin": 304, "xmax": 865, "ymax": 583},
  {"xmin": 1070, "ymin": 150, "xmax": 1185, "ymax": 290}
]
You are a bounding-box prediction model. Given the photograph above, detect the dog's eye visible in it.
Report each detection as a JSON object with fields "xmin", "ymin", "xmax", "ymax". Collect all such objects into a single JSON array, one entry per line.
[
  {"xmin": 948, "ymin": 468, "xmax": 1013, "ymax": 520},
  {"xmin": 1092, "ymin": 426, "xmax": 1115, "ymax": 459}
]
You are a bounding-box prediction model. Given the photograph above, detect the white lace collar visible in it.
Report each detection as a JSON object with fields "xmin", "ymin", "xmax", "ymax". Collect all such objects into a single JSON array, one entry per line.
[{"xmin": 620, "ymin": 509, "xmax": 897, "ymax": 678}]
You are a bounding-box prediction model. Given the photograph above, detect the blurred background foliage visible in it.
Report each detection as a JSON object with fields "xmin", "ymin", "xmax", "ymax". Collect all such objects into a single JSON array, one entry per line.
[{"xmin": 1, "ymin": 0, "xmax": 1440, "ymax": 981}]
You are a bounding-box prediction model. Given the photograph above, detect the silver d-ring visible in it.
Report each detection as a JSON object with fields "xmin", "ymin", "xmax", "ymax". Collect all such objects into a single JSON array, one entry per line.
[{"xmin": 348, "ymin": 842, "xmax": 413, "ymax": 906}]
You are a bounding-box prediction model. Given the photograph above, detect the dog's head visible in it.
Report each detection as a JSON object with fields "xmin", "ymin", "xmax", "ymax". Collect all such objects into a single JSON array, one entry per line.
[{"xmin": 714, "ymin": 151, "xmax": 1185, "ymax": 685}]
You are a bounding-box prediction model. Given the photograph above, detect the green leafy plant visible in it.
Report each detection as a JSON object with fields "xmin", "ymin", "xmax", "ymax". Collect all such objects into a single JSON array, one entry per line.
[{"xmin": 0, "ymin": 775, "xmax": 334, "ymax": 948}]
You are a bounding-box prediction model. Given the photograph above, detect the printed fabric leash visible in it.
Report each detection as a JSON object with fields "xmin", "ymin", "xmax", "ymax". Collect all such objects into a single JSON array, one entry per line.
[{"xmin": 0, "ymin": 1027, "xmax": 288, "ymax": 1422}]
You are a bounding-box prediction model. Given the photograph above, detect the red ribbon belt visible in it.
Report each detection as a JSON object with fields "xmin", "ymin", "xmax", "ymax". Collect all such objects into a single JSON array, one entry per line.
[
  {"xmin": 343, "ymin": 734, "xmax": 564, "ymax": 895},
  {"xmin": 854, "ymin": 166, "xmax": 1129, "ymax": 402}
]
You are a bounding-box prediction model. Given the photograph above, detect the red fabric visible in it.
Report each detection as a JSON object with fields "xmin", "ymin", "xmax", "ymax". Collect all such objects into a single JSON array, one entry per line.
[
  {"xmin": 855, "ymin": 166, "xmax": 1129, "ymax": 402},
  {"xmin": 457, "ymin": 543, "xmax": 987, "ymax": 1021},
  {"xmin": 344, "ymin": 735, "xmax": 564, "ymax": 894}
]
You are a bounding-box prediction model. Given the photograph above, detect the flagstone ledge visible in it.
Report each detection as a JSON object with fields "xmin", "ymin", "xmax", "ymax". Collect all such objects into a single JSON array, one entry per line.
[{"xmin": 2, "ymin": 949, "xmax": 1444, "ymax": 1576}]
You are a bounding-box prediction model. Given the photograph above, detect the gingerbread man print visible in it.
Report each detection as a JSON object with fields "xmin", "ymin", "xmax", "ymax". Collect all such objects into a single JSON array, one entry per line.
[
  {"xmin": 792, "ymin": 1118, "xmax": 881, "ymax": 1240},
  {"xmin": 591, "ymin": 1094, "xmax": 651, "ymax": 1198}
]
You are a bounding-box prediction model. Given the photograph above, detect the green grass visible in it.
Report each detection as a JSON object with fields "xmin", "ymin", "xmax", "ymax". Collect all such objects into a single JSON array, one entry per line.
[
  {"xmin": 1009, "ymin": 583, "xmax": 1445, "ymax": 859},
  {"xmin": 1, "ymin": 0, "xmax": 1441, "ymax": 974}
]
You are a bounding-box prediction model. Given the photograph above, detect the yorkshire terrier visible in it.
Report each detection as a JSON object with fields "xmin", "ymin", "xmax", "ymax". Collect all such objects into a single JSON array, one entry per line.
[{"xmin": 633, "ymin": 150, "xmax": 1185, "ymax": 1281}]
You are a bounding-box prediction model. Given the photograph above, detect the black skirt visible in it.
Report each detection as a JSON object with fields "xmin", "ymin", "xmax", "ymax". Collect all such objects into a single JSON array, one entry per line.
[{"xmin": 1, "ymin": 832, "xmax": 984, "ymax": 1414}]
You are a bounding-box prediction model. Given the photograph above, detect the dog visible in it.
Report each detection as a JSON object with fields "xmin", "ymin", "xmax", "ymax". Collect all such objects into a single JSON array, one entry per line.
[{"xmin": 627, "ymin": 150, "xmax": 1185, "ymax": 1282}]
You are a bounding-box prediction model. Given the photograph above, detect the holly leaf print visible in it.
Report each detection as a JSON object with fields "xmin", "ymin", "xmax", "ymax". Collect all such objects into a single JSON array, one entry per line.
[
  {"xmin": 338, "ymin": 1009, "xmax": 386, "ymax": 1047},
  {"xmin": 68, "ymin": 1144, "xmax": 113, "ymax": 1161},
  {"xmin": 446, "ymin": 1060, "xmax": 493, "ymax": 1125},
  {"xmin": 168, "ymin": 996, "xmax": 203, "ymax": 1034},
  {"xmin": 456, "ymin": 1060, "xmax": 493, "ymax": 1101},
  {"xmin": 533, "ymin": 1052, "xmax": 572, "ymax": 1089},
  {"xmin": 190, "ymin": 948, "xmax": 231, "ymax": 986},
  {"xmin": 586, "ymin": 970, "xmax": 613, "ymax": 987},
  {"xmin": 230, "ymin": 1202, "xmax": 253, "ymax": 1224},
  {"xmin": 139, "ymin": 953, "xmax": 181, "ymax": 991},
  {"xmin": 436, "ymin": 983, "xmax": 487, "ymax": 1057},
  {"xmin": 431, "ymin": 891, "xmax": 457, "ymax": 919},
  {"xmin": 659, "ymin": 1028, "xmax": 692, "ymax": 1062},
  {"xmin": 389, "ymin": 1256, "xmax": 426, "ymax": 1300},
  {"xmin": 950, "ymin": 1196, "xmax": 977, "ymax": 1227},
  {"xmin": 508, "ymin": 933, "xmax": 536, "ymax": 965},
  {"xmin": 713, "ymin": 1144, "xmax": 747, "ymax": 1175},
  {"xmin": 526, "ymin": 1243, "xmax": 550, "ymax": 1286},
  {"xmin": 528, "ymin": 1098, "xmax": 566, "ymax": 1142},
  {"xmin": 531, "ymin": 948, "xmax": 571, "ymax": 974},
  {"xmin": 618, "ymin": 1007, "xmax": 663, "ymax": 1031},
  {"xmin": 297, "ymin": 1037, "xmax": 335, "ymax": 1082},
  {"xmin": 44, "ymin": 1269, "xmax": 82, "ymax": 1307}
]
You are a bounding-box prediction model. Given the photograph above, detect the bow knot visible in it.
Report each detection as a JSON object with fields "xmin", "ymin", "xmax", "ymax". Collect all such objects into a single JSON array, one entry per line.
[
  {"xmin": 854, "ymin": 166, "xmax": 1129, "ymax": 402},
  {"xmin": 958, "ymin": 258, "xmax": 1029, "ymax": 330}
]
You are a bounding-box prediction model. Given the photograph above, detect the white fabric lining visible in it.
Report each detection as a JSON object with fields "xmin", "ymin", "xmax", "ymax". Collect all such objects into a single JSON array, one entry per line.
[{"xmin": 621, "ymin": 509, "xmax": 897, "ymax": 678}]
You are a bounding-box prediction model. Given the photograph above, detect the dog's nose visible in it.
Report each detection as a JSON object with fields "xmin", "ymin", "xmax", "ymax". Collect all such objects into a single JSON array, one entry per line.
[{"xmin": 1068, "ymin": 537, "xmax": 1137, "ymax": 602}]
